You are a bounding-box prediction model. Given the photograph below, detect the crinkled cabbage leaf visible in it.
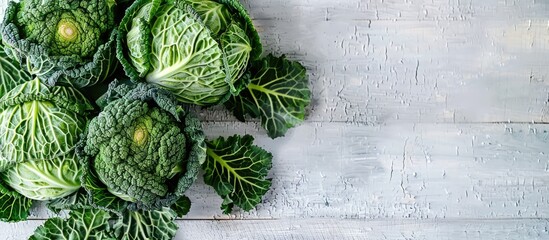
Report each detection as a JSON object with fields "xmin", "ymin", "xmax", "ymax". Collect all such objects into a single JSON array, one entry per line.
[
  {"xmin": 204, "ymin": 135, "xmax": 272, "ymax": 213},
  {"xmin": 117, "ymin": 0, "xmax": 261, "ymax": 105},
  {"xmin": 225, "ymin": 54, "xmax": 311, "ymax": 138}
]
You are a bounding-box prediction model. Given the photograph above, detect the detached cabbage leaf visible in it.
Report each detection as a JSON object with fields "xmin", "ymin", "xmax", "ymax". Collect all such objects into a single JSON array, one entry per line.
[
  {"xmin": 204, "ymin": 135, "xmax": 272, "ymax": 214},
  {"xmin": 1, "ymin": 0, "xmax": 119, "ymax": 87},
  {"xmin": 225, "ymin": 54, "xmax": 311, "ymax": 138}
]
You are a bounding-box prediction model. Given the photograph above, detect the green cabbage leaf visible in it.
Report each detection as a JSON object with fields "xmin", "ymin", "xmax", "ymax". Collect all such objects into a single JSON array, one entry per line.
[
  {"xmin": 204, "ymin": 135, "xmax": 272, "ymax": 214},
  {"xmin": 225, "ymin": 54, "xmax": 311, "ymax": 138},
  {"xmin": 30, "ymin": 206, "xmax": 180, "ymax": 240},
  {"xmin": 30, "ymin": 208, "xmax": 117, "ymax": 240}
]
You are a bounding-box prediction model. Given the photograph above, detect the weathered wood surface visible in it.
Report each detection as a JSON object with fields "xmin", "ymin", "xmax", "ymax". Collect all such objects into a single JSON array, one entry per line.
[
  {"xmin": 2, "ymin": 219, "xmax": 549, "ymax": 239},
  {"xmin": 1, "ymin": 0, "xmax": 549, "ymax": 239}
]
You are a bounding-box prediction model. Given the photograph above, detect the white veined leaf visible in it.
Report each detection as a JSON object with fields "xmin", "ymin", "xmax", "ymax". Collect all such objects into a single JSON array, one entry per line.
[{"xmin": 203, "ymin": 135, "xmax": 272, "ymax": 213}]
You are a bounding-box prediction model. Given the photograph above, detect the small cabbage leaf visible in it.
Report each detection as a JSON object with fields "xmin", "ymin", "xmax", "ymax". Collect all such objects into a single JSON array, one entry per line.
[
  {"xmin": 203, "ymin": 135, "xmax": 272, "ymax": 214},
  {"xmin": 0, "ymin": 180, "xmax": 32, "ymax": 222},
  {"xmin": 113, "ymin": 208, "xmax": 178, "ymax": 240},
  {"xmin": 171, "ymin": 195, "xmax": 191, "ymax": 217},
  {"xmin": 29, "ymin": 208, "xmax": 116, "ymax": 240},
  {"xmin": 225, "ymin": 54, "xmax": 311, "ymax": 138}
]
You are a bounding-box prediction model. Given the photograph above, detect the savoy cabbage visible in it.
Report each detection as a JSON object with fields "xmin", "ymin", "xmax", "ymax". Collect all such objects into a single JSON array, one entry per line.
[
  {"xmin": 1, "ymin": 0, "xmax": 120, "ymax": 88},
  {"xmin": 0, "ymin": 78, "xmax": 93, "ymax": 221},
  {"xmin": 117, "ymin": 0, "xmax": 262, "ymax": 106},
  {"xmin": 79, "ymin": 80, "xmax": 206, "ymax": 211}
]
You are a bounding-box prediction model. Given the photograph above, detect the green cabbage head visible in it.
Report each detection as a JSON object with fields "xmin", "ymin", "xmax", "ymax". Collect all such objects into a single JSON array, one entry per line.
[
  {"xmin": 0, "ymin": 78, "xmax": 93, "ymax": 200},
  {"xmin": 80, "ymin": 81, "xmax": 206, "ymax": 211},
  {"xmin": 1, "ymin": 0, "xmax": 119, "ymax": 88},
  {"xmin": 117, "ymin": 0, "xmax": 262, "ymax": 106}
]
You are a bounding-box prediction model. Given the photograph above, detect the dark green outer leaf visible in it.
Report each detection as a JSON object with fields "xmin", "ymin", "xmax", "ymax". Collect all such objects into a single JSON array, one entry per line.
[
  {"xmin": 0, "ymin": 180, "xmax": 32, "ymax": 222},
  {"xmin": 30, "ymin": 207, "xmax": 177, "ymax": 240},
  {"xmin": 55, "ymin": 31, "xmax": 120, "ymax": 88},
  {"xmin": 225, "ymin": 54, "xmax": 311, "ymax": 138},
  {"xmin": 79, "ymin": 163, "xmax": 128, "ymax": 215},
  {"xmin": 171, "ymin": 195, "xmax": 191, "ymax": 217},
  {"xmin": 203, "ymin": 135, "xmax": 272, "ymax": 214}
]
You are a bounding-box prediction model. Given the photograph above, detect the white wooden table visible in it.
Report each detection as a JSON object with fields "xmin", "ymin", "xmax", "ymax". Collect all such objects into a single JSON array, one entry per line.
[{"xmin": 2, "ymin": 0, "xmax": 549, "ymax": 239}]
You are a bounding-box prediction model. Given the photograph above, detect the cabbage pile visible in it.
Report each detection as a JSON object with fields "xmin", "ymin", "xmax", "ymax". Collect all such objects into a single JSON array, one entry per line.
[{"xmin": 0, "ymin": 0, "xmax": 310, "ymax": 239}]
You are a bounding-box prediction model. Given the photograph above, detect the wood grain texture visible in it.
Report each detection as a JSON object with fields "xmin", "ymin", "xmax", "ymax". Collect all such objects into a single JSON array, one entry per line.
[
  {"xmin": 2, "ymin": 219, "xmax": 548, "ymax": 240},
  {"xmin": 0, "ymin": 0, "xmax": 548, "ymax": 239}
]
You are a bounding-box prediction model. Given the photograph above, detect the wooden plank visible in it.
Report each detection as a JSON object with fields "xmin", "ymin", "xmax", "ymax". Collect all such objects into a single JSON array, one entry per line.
[
  {"xmin": 177, "ymin": 218, "xmax": 549, "ymax": 240},
  {"xmin": 16, "ymin": 122, "xmax": 549, "ymax": 220},
  {"xmin": 243, "ymin": 0, "xmax": 549, "ymax": 21},
  {"xmin": 2, "ymin": 218, "xmax": 548, "ymax": 240}
]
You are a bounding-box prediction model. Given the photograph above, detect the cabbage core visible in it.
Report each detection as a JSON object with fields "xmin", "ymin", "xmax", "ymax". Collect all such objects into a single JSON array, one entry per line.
[
  {"xmin": 133, "ymin": 124, "xmax": 149, "ymax": 146},
  {"xmin": 57, "ymin": 20, "xmax": 78, "ymax": 42}
]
